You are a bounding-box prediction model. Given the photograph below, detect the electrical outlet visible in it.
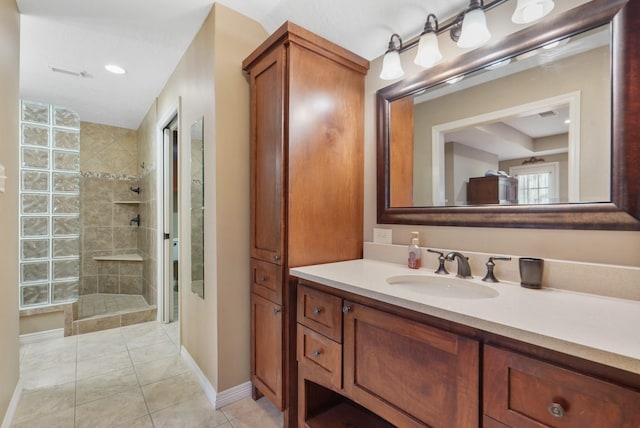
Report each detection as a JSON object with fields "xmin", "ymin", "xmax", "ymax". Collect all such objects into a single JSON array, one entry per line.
[{"xmin": 373, "ymin": 228, "xmax": 392, "ymax": 244}]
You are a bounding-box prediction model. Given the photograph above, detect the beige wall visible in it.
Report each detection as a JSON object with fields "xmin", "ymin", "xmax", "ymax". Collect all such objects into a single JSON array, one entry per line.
[
  {"xmin": 0, "ymin": 0, "xmax": 20, "ymax": 420},
  {"xmin": 139, "ymin": 3, "xmax": 266, "ymax": 392},
  {"xmin": 364, "ymin": 0, "xmax": 640, "ymax": 268},
  {"xmin": 19, "ymin": 311, "xmax": 64, "ymax": 335}
]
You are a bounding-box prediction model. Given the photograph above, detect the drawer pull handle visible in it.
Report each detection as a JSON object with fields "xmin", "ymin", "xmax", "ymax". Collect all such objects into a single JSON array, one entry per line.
[
  {"xmin": 548, "ymin": 402, "xmax": 566, "ymax": 418},
  {"xmin": 312, "ymin": 307, "xmax": 322, "ymax": 315},
  {"xmin": 260, "ymin": 276, "xmax": 267, "ymax": 282},
  {"xmin": 273, "ymin": 308, "xmax": 281, "ymax": 315},
  {"xmin": 342, "ymin": 305, "xmax": 352, "ymax": 313},
  {"xmin": 312, "ymin": 349, "xmax": 322, "ymax": 357},
  {"xmin": 273, "ymin": 255, "xmax": 280, "ymax": 261}
]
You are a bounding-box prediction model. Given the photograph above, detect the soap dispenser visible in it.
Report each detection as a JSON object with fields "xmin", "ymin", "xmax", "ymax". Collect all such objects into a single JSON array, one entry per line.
[{"xmin": 408, "ymin": 231, "xmax": 421, "ymax": 269}]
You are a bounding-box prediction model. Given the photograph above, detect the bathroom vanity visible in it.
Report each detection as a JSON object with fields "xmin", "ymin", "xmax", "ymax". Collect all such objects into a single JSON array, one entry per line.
[{"xmin": 292, "ymin": 259, "xmax": 640, "ymax": 427}]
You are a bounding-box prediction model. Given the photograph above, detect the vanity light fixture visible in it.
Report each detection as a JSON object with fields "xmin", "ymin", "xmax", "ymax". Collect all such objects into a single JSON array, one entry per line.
[
  {"xmin": 379, "ymin": 33, "xmax": 404, "ymax": 80},
  {"xmin": 379, "ymin": 0, "xmax": 555, "ymax": 80},
  {"xmin": 454, "ymin": 0, "xmax": 492, "ymax": 49},
  {"xmin": 414, "ymin": 14, "xmax": 442, "ymax": 69},
  {"xmin": 105, "ymin": 64, "xmax": 126, "ymax": 75},
  {"xmin": 512, "ymin": 0, "xmax": 555, "ymax": 24}
]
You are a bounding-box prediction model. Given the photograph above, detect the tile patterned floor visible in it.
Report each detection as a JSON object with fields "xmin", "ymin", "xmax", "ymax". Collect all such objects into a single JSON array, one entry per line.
[{"xmin": 14, "ymin": 321, "xmax": 283, "ymax": 428}]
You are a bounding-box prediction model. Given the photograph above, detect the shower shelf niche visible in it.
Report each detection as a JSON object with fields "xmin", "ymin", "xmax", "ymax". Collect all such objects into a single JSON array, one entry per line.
[
  {"xmin": 113, "ymin": 200, "xmax": 141, "ymax": 204},
  {"xmin": 93, "ymin": 254, "xmax": 144, "ymax": 262}
]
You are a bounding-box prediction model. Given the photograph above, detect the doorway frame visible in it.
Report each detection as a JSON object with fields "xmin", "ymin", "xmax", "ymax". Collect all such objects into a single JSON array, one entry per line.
[{"xmin": 156, "ymin": 101, "xmax": 181, "ymax": 323}]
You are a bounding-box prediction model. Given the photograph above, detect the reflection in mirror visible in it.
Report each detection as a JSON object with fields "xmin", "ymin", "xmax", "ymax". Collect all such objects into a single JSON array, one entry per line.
[
  {"xmin": 390, "ymin": 25, "xmax": 611, "ymax": 208},
  {"xmin": 190, "ymin": 117, "xmax": 204, "ymax": 298}
]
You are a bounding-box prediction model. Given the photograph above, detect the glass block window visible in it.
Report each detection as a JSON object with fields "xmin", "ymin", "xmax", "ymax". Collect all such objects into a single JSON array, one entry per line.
[{"xmin": 19, "ymin": 101, "xmax": 80, "ymax": 308}]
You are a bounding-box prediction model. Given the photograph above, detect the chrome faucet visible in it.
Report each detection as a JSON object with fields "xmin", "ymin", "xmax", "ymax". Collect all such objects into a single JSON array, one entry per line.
[{"xmin": 445, "ymin": 252, "xmax": 472, "ymax": 278}]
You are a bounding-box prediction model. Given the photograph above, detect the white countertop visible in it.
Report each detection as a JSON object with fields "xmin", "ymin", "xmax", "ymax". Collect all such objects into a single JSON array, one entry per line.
[{"xmin": 291, "ymin": 259, "xmax": 640, "ymax": 374}]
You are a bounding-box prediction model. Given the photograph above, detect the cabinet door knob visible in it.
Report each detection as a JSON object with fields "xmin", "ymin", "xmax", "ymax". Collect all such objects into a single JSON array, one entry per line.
[
  {"xmin": 548, "ymin": 402, "xmax": 566, "ymax": 418},
  {"xmin": 312, "ymin": 307, "xmax": 322, "ymax": 315},
  {"xmin": 273, "ymin": 255, "xmax": 280, "ymax": 261},
  {"xmin": 312, "ymin": 349, "xmax": 322, "ymax": 357},
  {"xmin": 273, "ymin": 308, "xmax": 281, "ymax": 315},
  {"xmin": 260, "ymin": 276, "xmax": 267, "ymax": 282},
  {"xmin": 342, "ymin": 305, "xmax": 352, "ymax": 313}
]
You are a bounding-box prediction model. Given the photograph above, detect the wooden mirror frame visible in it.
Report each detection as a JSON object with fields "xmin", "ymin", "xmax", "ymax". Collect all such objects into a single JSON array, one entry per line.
[{"xmin": 377, "ymin": 0, "xmax": 639, "ymax": 230}]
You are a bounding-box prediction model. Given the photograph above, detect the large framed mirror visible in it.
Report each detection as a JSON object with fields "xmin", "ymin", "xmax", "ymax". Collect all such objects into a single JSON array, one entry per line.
[{"xmin": 377, "ymin": 0, "xmax": 639, "ymax": 230}]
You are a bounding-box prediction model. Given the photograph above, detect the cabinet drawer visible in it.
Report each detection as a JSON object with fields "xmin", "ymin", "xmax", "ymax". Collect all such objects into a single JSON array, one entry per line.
[
  {"xmin": 297, "ymin": 325, "xmax": 342, "ymax": 390},
  {"xmin": 297, "ymin": 284, "xmax": 342, "ymax": 342},
  {"xmin": 250, "ymin": 258, "xmax": 282, "ymax": 304},
  {"xmin": 484, "ymin": 345, "xmax": 640, "ymax": 428}
]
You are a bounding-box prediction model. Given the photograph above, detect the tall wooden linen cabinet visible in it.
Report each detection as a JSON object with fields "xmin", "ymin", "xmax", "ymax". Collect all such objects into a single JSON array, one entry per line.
[{"xmin": 242, "ymin": 22, "xmax": 369, "ymax": 427}]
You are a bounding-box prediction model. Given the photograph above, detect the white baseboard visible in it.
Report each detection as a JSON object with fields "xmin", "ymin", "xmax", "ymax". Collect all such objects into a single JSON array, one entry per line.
[
  {"xmin": 19, "ymin": 328, "xmax": 64, "ymax": 345},
  {"xmin": 1, "ymin": 379, "xmax": 22, "ymax": 428},
  {"xmin": 180, "ymin": 346, "xmax": 252, "ymax": 410},
  {"xmin": 216, "ymin": 381, "xmax": 252, "ymax": 409},
  {"xmin": 180, "ymin": 345, "xmax": 218, "ymax": 408}
]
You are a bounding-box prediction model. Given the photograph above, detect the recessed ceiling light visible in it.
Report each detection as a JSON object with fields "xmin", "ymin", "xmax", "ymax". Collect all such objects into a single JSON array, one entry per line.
[
  {"xmin": 564, "ymin": 119, "xmax": 571, "ymax": 124},
  {"xmin": 105, "ymin": 64, "xmax": 126, "ymax": 75}
]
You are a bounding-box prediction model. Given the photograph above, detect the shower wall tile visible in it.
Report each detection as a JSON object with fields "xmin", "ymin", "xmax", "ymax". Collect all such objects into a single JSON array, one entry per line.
[
  {"xmin": 81, "ymin": 176, "xmax": 113, "ymax": 202},
  {"xmin": 82, "ymin": 202, "xmax": 113, "ymax": 227},
  {"xmin": 120, "ymin": 262, "xmax": 143, "ymax": 276},
  {"xmin": 98, "ymin": 260, "xmax": 119, "ymax": 275},
  {"xmin": 98, "ymin": 275, "xmax": 120, "ymax": 294},
  {"xmin": 80, "ymin": 121, "xmax": 138, "ymax": 176},
  {"xmin": 82, "ymin": 227, "xmax": 113, "ymax": 252},
  {"xmin": 120, "ymin": 276, "xmax": 143, "ymax": 295},
  {"xmin": 113, "ymin": 204, "xmax": 138, "ymax": 226},
  {"xmin": 114, "ymin": 179, "xmax": 139, "ymax": 201},
  {"xmin": 113, "ymin": 227, "xmax": 138, "ymax": 250},
  {"xmin": 80, "ymin": 276, "xmax": 98, "ymax": 295}
]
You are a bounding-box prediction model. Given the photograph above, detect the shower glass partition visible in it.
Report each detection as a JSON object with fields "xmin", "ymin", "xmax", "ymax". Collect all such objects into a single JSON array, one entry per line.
[{"xmin": 19, "ymin": 101, "xmax": 81, "ymax": 308}]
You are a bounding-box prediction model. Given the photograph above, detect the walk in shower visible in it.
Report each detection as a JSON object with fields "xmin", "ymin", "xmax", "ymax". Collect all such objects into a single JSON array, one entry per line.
[{"xmin": 19, "ymin": 101, "xmax": 157, "ymax": 335}]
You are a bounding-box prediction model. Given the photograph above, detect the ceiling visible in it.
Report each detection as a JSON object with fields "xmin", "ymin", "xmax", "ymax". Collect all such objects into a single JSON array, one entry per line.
[{"xmin": 17, "ymin": 0, "xmax": 469, "ymax": 130}]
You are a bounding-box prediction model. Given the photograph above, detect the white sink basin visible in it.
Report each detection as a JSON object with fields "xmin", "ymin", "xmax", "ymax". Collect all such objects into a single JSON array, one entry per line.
[{"xmin": 386, "ymin": 274, "xmax": 499, "ymax": 300}]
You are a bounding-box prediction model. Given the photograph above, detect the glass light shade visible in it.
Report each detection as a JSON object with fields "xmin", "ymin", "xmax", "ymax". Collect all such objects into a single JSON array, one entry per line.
[
  {"xmin": 457, "ymin": 8, "xmax": 491, "ymax": 49},
  {"xmin": 414, "ymin": 32, "xmax": 443, "ymax": 69},
  {"xmin": 380, "ymin": 50, "xmax": 404, "ymax": 80},
  {"xmin": 512, "ymin": 0, "xmax": 555, "ymax": 24}
]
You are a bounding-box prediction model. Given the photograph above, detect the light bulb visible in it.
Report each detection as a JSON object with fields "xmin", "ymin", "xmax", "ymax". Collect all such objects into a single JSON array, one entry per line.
[
  {"xmin": 414, "ymin": 32, "xmax": 443, "ymax": 69},
  {"xmin": 457, "ymin": 8, "xmax": 491, "ymax": 49}
]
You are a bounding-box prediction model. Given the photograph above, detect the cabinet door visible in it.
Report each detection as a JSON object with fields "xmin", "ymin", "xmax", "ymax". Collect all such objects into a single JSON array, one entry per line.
[
  {"xmin": 251, "ymin": 293, "xmax": 284, "ymax": 410},
  {"xmin": 249, "ymin": 46, "xmax": 285, "ymax": 265},
  {"xmin": 484, "ymin": 345, "xmax": 640, "ymax": 428},
  {"xmin": 343, "ymin": 302, "xmax": 479, "ymax": 428}
]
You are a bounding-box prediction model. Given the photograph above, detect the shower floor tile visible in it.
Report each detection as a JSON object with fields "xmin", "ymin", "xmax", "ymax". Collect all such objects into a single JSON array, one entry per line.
[{"xmin": 78, "ymin": 294, "xmax": 150, "ymax": 319}]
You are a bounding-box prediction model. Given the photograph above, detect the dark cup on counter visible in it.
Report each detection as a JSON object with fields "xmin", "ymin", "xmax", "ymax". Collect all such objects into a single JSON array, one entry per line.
[{"xmin": 519, "ymin": 257, "xmax": 544, "ymax": 289}]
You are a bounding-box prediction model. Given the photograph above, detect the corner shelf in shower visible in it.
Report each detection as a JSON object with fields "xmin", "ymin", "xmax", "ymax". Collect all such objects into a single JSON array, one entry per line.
[
  {"xmin": 113, "ymin": 200, "xmax": 141, "ymax": 204},
  {"xmin": 92, "ymin": 254, "xmax": 144, "ymax": 262}
]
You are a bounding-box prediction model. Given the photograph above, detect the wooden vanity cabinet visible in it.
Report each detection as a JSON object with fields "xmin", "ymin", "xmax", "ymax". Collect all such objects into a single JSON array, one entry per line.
[
  {"xmin": 297, "ymin": 281, "xmax": 480, "ymax": 428},
  {"xmin": 242, "ymin": 22, "xmax": 369, "ymax": 427},
  {"xmin": 484, "ymin": 345, "xmax": 640, "ymax": 428}
]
